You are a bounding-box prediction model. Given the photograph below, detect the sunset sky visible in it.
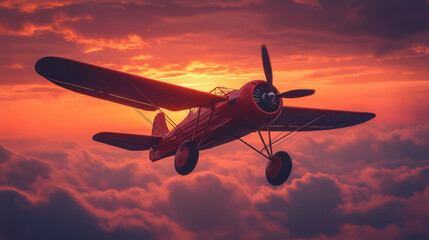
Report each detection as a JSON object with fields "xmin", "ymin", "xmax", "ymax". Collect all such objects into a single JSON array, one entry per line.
[{"xmin": 1, "ymin": 0, "xmax": 429, "ymax": 239}]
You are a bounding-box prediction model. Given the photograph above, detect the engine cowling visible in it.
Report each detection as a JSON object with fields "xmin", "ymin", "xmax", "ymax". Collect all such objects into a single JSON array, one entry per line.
[{"xmin": 236, "ymin": 80, "xmax": 283, "ymax": 129}]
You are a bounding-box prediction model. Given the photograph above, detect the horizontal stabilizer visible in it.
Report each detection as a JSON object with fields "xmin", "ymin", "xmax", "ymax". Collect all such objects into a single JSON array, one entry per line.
[{"xmin": 93, "ymin": 132, "xmax": 162, "ymax": 151}]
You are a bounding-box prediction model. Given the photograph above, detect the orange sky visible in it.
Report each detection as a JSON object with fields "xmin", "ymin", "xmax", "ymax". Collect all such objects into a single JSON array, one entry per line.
[
  {"xmin": 1, "ymin": 23, "xmax": 428, "ymax": 138},
  {"xmin": 1, "ymin": 0, "xmax": 428, "ymax": 140}
]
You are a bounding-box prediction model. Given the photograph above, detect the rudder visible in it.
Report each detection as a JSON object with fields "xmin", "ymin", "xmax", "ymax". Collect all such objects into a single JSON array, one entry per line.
[{"xmin": 152, "ymin": 112, "xmax": 169, "ymax": 136}]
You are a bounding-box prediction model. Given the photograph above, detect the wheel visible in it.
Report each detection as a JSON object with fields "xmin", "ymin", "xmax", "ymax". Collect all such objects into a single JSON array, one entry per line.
[
  {"xmin": 265, "ymin": 151, "xmax": 292, "ymax": 186},
  {"xmin": 175, "ymin": 140, "xmax": 199, "ymax": 175}
]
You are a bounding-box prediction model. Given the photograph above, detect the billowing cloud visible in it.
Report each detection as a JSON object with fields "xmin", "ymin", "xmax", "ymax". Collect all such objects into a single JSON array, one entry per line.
[
  {"xmin": 0, "ymin": 189, "xmax": 155, "ymax": 240},
  {"xmin": 257, "ymin": 174, "xmax": 344, "ymax": 238},
  {"xmin": 0, "ymin": 145, "xmax": 51, "ymax": 190},
  {"xmin": 2, "ymin": 121, "xmax": 429, "ymax": 240}
]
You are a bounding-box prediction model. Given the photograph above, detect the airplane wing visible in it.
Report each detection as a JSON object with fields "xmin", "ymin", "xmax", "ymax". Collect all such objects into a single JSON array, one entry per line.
[
  {"xmin": 264, "ymin": 106, "xmax": 375, "ymax": 131},
  {"xmin": 35, "ymin": 57, "xmax": 226, "ymax": 111}
]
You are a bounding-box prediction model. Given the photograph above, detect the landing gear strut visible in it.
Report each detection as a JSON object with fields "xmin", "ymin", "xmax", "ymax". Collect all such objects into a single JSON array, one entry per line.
[
  {"xmin": 233, "ymin": 130, "xmax": 294, "ymax": 186},
  {"xmin": 174, "ymin": 105, "xmax": 213, "ymax": 176},
  {"xmin": 175, "ymin": 140, "xmax": 199, "ymax": 175}
]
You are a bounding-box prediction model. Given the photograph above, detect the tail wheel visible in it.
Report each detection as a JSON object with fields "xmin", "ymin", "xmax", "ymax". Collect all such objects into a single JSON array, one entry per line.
[
  {"xmin": 175, "ymin": 140, "xmax": 199, "ymax": 175},
  {"xmin": 265, "ymin": 151, "xmax": 292, "ymax": 186}
]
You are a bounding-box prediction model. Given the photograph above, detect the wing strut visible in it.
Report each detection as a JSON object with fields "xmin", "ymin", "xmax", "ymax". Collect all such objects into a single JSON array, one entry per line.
[
  {"xmin": 231, "ymin": 135, "xmax": 271, "ymax": 160},
  {"xmin": 134, "ymin": 108, "xmax": 153, "ymax": 126},
  {"xmin": 267, "ymin": 125, "xmax": 273, "ymax": 157},
  {"xmin": 258, "ymin": 130, "xmax": 272, "ymax": 159},
  {"xmin": 198, "ymin": 105, "xmax": 215, "ymax": 147},
  {"xmin": 259, "ymin": 113, "xmax": 327, "ymax": 154},
  {"xmin": 192, "ymin": 107, "xmax": 202, "ymax": 141},
  {"xmin": 125, "ymin": 78, "xmax": 191, "ymax": 141},
  {"xmin": 230, "ymin": 114, "xmax": 327, "ymax": 160}
]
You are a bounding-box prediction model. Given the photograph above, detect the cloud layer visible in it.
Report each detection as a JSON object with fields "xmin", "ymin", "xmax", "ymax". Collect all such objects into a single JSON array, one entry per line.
[{"xmin": 1, "ymin": 123, "xmax": 429, "ymax": 239}]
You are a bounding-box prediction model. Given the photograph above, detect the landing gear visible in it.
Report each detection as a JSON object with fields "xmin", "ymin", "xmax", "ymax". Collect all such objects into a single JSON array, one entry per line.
[
  {"xmin": 265, "ymin": 151, "xmax": 292, "ymax": 186},
  {"xmin": 175, "ymin": 140, "xmax": 199, "ymax": 175},
  {"xmin": 233, "ymin": 129, "xmax": 295, "ymax": 186}
]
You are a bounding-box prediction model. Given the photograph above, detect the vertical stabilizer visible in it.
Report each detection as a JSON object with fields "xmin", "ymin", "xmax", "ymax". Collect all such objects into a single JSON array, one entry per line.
[{"xmin": 152, "ymin": 112, "xmax": 169, "ymax": 136}]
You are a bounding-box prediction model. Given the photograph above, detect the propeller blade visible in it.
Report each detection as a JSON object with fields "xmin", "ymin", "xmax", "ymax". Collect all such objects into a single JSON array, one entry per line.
[
  {"xmin": 276, "ymin": 89, "xmax": 315, "ymax": 98},
  {"xmin": 261, "ymin": 44, "xmax": 273, "ymax": 92}
]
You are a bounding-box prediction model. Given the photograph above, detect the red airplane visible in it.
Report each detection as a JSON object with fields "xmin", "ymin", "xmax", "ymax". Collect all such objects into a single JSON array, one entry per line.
[{"xmin": 35, "ymin": 45, "xmax": 375, "ymax": 186}]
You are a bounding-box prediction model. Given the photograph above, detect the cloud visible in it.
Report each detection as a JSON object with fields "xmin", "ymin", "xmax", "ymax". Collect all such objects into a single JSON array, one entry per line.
[
  {"xmin": 0, "ymin": 146, "xmax": 52, "ymax": 190},
  {"xmin": 159, "ymin": 173, "xmax": 253, "ymax": 238},
  {"xmin": 1, "ymin": 0, "xmax": 428, "ymax": 94},
  {"xmin": 0, "ymin": 84, "xmax": 66, "ymax": 101},
  {"xmin": 1, "ymin": 124, "xmax": 429, "ymax": 240},
  {"xmin": 356, "ymin": 166, "xmax": 429, "ymax": 199},
  {"xmin": 257, "ymin": 173, "xmax": 344, "ymax": 238},
  {"xmin": 289, "ymin": 124, "xmax": 429, "ymax": 174},
  {"xmin": 0, "ymin": 145, "xmax": 13, "ymax": 163},
  {"xmin": 0, "ymin": 189, "xmax": 155, "ymax": 240}
]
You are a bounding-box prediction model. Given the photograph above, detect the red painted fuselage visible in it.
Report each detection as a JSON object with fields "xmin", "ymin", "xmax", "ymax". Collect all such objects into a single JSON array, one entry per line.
[{"xmin": 149, "ymin": 80, "xmax": 282, "ymax": 161}]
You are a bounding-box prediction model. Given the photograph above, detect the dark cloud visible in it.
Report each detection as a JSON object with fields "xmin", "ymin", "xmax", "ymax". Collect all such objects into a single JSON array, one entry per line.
[
  {"xmin": 0, "ymin": 189, "xmax": 155, "ymax": 240},
  {"xmin": 2, "ymin": 158, "xmax": 52, "ymax": 189},
  {"xmin": 160, "ymin": 173, "xmax": 254, "ymax": 239},
  {"xmin": 374, "ymin": 167, "xmax": 429, "ymax": 198},
  {"xmin": 0, "ymin": 0, "xmax": 427, "ymax": 89},
  {"xmin": 345, "ymin": 200, "xmax": 405, "ymax": 229},
  {"xmin": 377, "ymin": 134, "xmax": 429, "ymax": 162},
  {"xmin": 0, "ymin": 145, "xmax": 13, "ymax": 163},
  {"xmin": 354, "ymin": 0, "xmax": 429, "ymax": 39},
  {"xmin": 0, "ymin": 5, "xmax": 54, "ymax": 30},
  {"xmin": 59, "ymin": 2, "xmax": 222, "ymax": 39},
  {"xmin": 257, "ymin": 174, "xmax": 343, "ymax": 238},
  {"xmin": 84, "ymin": 189, "xmax": 142, "ymax": 212},
  {"xmin": 1, "ymin": 0, "xmax": 427, "ymax": 59},
  {"xmin": 262, "ymin": 0, "xmax": 429, "ymax": 40},
  {"xmin": 292, "ymin": 126, "xmax": 429, "ymax": 174},
  {"xmin": 1, "ymin": 122, "xmax": 429, "ymax": 240},
  {"xmin": 0, "ymin": 146, "xmax": 52, "ymax": 190},
  {"xmin": 66, "ymin": 150, "xmax": 161, "ymax": 191},
  {"xmin": 25, "ymin": 151, "xmax": 69, "ymax": 168}
]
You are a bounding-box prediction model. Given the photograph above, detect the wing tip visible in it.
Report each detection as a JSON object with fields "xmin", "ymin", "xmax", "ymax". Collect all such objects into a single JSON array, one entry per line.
[
  {"xmin": 35, "ymin": 56, "xmax": 59, "ymax": 77},
  {"xmin": 366, "ymin": 112, "xmax": 376, "ymax": 121},
  {"xmin": 348, "ymin": 112, "xmax": 376, "ymax": 126},
  {"xmin": 92, "ymin": 132, "xmax": 109, "ymax": 142},
  {"xmin": 35, "ymin": 57, "xmax": 47, "ymax": 76},
  {"xmin": 349, "ymin": 112, "xmax": 375, "ymax": 127}
]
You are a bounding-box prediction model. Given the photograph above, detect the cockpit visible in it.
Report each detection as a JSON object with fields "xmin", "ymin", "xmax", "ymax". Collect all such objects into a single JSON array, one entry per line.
[{"xmin": 186, "ymin": 87, "xmax": 237, "ymax": 118}]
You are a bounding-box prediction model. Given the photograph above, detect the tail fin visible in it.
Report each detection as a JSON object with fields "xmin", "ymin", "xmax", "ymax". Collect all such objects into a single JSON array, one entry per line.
[{"xmin": 152, "ymin": 112, "xmax": 169, "ymax": 136}]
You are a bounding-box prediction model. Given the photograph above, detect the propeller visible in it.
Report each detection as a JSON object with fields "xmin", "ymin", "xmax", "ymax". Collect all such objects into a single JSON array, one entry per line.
[
  {"xmin": 276, "ymin": 89, "xmax": 315, "ymax": 98},
  {"xmin": 257, "ymin": 44, "xmax": 315, "ymax": 111},
  {"xmin": 261, "ymin": 44, "xmax": 273, "ymax": 92}
]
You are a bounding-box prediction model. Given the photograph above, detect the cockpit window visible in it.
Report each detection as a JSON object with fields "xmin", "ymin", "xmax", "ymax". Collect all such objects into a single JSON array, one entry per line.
[{"xmin": 209, "ymin": 87, "xmax": 236, "ymax": 97}]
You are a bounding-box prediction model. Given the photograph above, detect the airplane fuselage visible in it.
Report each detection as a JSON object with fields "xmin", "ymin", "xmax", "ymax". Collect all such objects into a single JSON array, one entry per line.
[{"xmin": 149, "ymin": 80, "xmax": 282, "ymax": 161}]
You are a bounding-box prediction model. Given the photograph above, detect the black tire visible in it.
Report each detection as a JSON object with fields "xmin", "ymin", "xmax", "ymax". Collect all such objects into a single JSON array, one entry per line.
[
  {"xmin": 265, "ymin": 151, "xmax": 292, "ymax": 186},
  {"xmin": 175, "ymin": 140, "xmax": 199, "ymax": 175}
]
